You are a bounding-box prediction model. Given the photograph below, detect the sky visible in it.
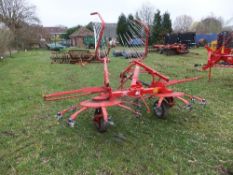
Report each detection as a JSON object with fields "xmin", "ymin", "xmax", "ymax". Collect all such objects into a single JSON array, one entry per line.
[{"xmin": 29, "ymin": 0, "xmax": 233, "ymax": 27}]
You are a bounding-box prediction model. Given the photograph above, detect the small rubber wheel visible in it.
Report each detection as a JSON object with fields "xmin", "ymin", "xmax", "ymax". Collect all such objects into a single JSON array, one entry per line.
[
  {"xmin": 153, "ymin": 100, "xmax": 169, "ymax": 119},
  {"xmin": 93, "ymin": 108, "xmax": 107, "ymax": 133}
]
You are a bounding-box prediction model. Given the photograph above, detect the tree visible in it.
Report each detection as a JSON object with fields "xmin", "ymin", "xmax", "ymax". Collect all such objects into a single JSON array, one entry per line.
[
  {"xmin": 151, "ymin": 10, "xmax": 162, "ymax": 44},
  {"xmin": 128, "ymin": 14, "xmax": 134, "ymax": 21},
  {"xmin": 0, "ymin": 0, "xmax": 39, "ymax": 48},
  {"xmin": 0, "ymin": 0, "xmax": 39, "ymax": 29},
  {"xmin": 116, "ymin": 13, "xmax": 128, "ymax": 45},
  {"xmin": 222, "ymin": 17, "xmax": 233, "ymax": 31},
  {"xmin": 137, "ymin": 2, "xmax": 155, "ymax": 26},
  {"xmin": 86, "ymin": 22, "xmax": 94, "ymax": 32},
  {"xmin": 173, "ymin": 15, "xmax": 193, "ymax": 32},
  {"xmin": 162, "ymin": 12, "xmax": 172, "ymax": 34},
  {"xmin": 0, "ymin": 29, "xmax": 13, "ymax": 55},
  {"xmin": 15, "ymin": 24, "xmax": 44, "ymax": 49},
  {"xmin": 63, "ymin": 25, "xmax": 82, "ymax": 40},
  {"xmin": 126, "ymin": 14, "xmax": 135, "ymax": 38},
  {"xmin": 193, "ymin": 16, "xmax": 223, "ymax": 33}
]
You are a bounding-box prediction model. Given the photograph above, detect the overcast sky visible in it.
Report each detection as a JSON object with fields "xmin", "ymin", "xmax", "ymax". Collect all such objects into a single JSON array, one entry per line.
[{"xmin": 29, "ymin": 0, "xmax": 233, "ymax": 27}]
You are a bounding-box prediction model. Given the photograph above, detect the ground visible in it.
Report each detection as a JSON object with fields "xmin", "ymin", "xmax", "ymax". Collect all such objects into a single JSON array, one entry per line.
[{"xmin": 0, "ymin": 48, "xmax": 232, "ymax": 175}]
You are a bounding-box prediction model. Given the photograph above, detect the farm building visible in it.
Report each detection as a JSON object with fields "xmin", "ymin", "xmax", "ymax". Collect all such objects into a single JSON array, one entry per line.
[
  {"xmin": 69, "ymin": 27, "xmax": 94, "ymax": 48},
  {"xmin": 44, "ymin": 26, "xmax": 67, "ymax": 38},
  {"xmin": 69, "ymin": 23, "xmax": 117, "ymax": 48}
]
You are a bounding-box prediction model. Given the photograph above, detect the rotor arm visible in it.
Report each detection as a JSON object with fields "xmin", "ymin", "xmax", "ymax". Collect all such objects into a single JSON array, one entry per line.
[
  {"xmin": 44, "ymin": 87, "xmax": 107, "ymax": 101},
  {"xmin": 165, "ymin": 76, "xmax": 202, "ymax": 86}
]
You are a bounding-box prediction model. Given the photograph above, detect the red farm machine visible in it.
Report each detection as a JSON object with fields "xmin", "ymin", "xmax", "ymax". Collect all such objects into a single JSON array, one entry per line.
[
  {"xmin": 50, "ymin": 13, "xmax": 110, "ymax": 64},
  {"xmin": 44, "ymin": 12, "xmax": 206, "ymax": 133},
  {"xmin": 153, "ymin": 43, "xmax": 188, "ymax": 55},
  {"xmin": 151, "ymin": 33, "xmax": 196, "ymax": 55},
  {"xmin": 202, "ymin": 31, "xmax": 233, "ymax": 80}
]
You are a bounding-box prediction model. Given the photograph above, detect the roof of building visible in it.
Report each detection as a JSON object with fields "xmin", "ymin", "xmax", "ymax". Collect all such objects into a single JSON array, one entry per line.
[
  {"xmin": 70, "ymin": 27, "xmax": 94, "ymax": 38},
  {"xmin": 44, "ymin": 26, "xmax": 67, "ymax": 35}
]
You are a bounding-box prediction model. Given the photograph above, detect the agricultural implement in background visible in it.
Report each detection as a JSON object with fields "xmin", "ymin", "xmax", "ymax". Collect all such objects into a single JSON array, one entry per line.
[
  {"xmin": 150, "ymin": 33, "xmax": 196, "ymax": 55},
  {"xmin": 152, "ymin": 43, "xmax": 189, "ymax": 55},
  {"xmin": 202, "ymin": 31, "xmax": 233, "ymax": 80},
  {"xmin": 51, "ymin": 13, "xmax": 110, "ymax": 64},
  {"xmin": 44, "ymin": 13, "xmax": 206, "ymax": 133}
]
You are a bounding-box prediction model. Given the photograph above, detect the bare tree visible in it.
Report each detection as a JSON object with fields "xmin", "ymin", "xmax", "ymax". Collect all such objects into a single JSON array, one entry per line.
[
  {"xmin": 0, "ymin": 28, "xmax": 13, "ymax": 55},
  {"xmin": 16, "ymin": 24, "xmax": 44, "ymax": 49},
  {"xmin": 221, "ymin": 17, "xmax": 233, "ymax": 31},
  {"xmin": 137, "ymin": 2, "xmax": 155, "ymax": 26},
  {"xmin": 0, "ymin": 0, "xmax": 39, "ymax": 28},
  {"xmin": 0, "ymin": 0, "xmax": 39, "ymax": 48},
  {"xmin": 223, "ymin": 25, "xmax": 233, "ymax": 31},
  {"xmin": 193, "ymin": 16, "xmax": 223, "ymax": 33},
  {"xmin": 173, "ymin": 15, "xmax": 193, "ymax": 32}
]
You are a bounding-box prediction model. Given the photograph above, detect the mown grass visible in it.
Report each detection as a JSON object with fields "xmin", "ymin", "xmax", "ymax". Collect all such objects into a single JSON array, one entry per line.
[{"xmin": 0, "ymin": 48, "xmax": 232, "ymax": 175}]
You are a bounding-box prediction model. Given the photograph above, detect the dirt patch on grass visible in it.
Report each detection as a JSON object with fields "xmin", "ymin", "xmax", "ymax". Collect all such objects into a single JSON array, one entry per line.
[{"xmin": 0, "ymin": 131, "xmax": 17, "ymax": 137}]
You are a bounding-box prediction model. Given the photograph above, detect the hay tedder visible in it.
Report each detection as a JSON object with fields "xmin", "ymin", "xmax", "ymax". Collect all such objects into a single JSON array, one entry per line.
[
  {"xmin": 203, "ymin": 31, "xmax": 233, "ymax": 80},
  {"xmin": 44, "ymin": 12, "xmax": 206, "ymax": 133},
  {"xmin": 51, "ymin": 12, "xmax": 110, "ymax": 64}
]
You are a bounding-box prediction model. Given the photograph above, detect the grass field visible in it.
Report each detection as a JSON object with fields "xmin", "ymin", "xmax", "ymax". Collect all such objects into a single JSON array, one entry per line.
[{"xmin": 0, "ymin": 48, "xmax": 232, "ymax": 174}]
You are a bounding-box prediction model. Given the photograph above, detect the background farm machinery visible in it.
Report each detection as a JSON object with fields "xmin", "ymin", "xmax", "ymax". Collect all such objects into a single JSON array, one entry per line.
[
  {"xmin": 152, "ymin": 43, "xmax": 188, "ymax": 55},
  {"xmin": 151, "ymin": 32, "xmax": 196, "ymax": 55},
  {"xmin": 50, "ymin": 49, "xmax": 108, "ymax": 64},
  {"xmin": 202, "ymin": 31, "xmax": 233, "ymax": 80},
  {"xmin": 44, "ymin": 13, "xmax": 206, "ymax": 133},
  {"xmin": 50, "ymin": 13, "xmax": 110, "ymax": 64}
]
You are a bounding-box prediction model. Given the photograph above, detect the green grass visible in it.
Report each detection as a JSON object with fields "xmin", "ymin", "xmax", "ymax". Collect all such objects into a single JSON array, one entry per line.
[{"xmin": 0, "ymin": 48, "xmax": 232, "ymax": 175}]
